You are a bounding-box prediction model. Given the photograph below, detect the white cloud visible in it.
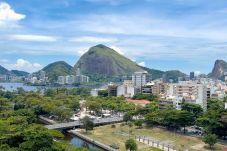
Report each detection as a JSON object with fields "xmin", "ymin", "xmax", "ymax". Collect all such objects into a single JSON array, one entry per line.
[
  {"xmin": 138, "ymin": 61, "xmax": 146, "ymax": 67},
  {"xmin": 9, "ymin": 34, "xmax": 57, "ymax": 42},
  {"xmin": 69, "ymin": 36, "xmax": 117, "ymax": 43},
  {"xmin": 110, "ymin": 46, "xmax": 124, "ymax": 55},
  {"xmin": 4, "ymin": 59, "xmax": 42, "ymax": 72},
  {"xmin": 0, "ymin": 2, "xmax": 25, "ymax": 28},
  {"xmin": 78, "ymin": 50, "xmax": 88, "ymax": 56},
  {"xmin": 77, "ymin": 14, "xmax": 227, "ymax": 41}
]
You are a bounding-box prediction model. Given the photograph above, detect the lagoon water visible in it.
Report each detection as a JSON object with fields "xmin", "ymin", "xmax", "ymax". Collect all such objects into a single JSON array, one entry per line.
[
  {"xmin": 0, "ymin": 83, "xmax": 38, "ymax": 92},
  {"xmin": 64, "ymin": 133, "xmax": 101, "ymax": 150}
]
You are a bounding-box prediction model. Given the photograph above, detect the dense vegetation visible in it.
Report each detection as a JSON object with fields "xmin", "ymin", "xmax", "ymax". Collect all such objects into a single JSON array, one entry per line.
[
  {"xmin": 132, "ymin": 94, "xmax": 159, "ymax": 101},
  {"xmin": 0, "ymin": 85, "xmax": 226, "ymax": 150},
  {"xmin": 85, "ymin": 96, "xmax": 136, "ymax": 115},
  {"xmin": 0, "ymin": 88, "xmax": 95, "ymax": 151}
]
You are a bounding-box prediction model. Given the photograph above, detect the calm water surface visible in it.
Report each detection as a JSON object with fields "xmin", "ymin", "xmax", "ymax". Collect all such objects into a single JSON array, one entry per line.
[
  {"xmin": 0, "ymin": 83, "xmax": 38, "ymax": 91},
  {"xmin": 64, "ymin": 133, "xmax": 101, "ymax": 150}
]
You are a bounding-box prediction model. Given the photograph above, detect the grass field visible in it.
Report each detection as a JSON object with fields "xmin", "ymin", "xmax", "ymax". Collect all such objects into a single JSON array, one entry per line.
[{"xmin": 79, "ymin": 123, "xmax": 226, "ymax": 151}]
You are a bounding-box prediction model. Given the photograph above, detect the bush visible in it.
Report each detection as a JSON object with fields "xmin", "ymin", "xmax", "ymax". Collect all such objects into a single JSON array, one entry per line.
[
  {"xmin": 125, "ymin": 139, "xmax": 137, "ymax": 151},
  {"xmin": 134, "ymin": 119, "xmax": 143, "ymax": 128}
]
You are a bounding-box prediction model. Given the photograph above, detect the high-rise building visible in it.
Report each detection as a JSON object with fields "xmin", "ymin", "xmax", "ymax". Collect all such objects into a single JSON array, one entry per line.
[
  {"xmin": 224, "ymin": 72, "xmax": 227, "ymax": 82},
  {"xmin": 108, "ymin": 83, "xmax": 118, "ymax": 97},
  {"xmin": 132, "ymin": 71, "xmax": 148, "ymax": 88},
  {"xmin": 190, "ymin": 72, "xmax": 195, "ymax": 80},
  {"xmin": 167, "ymin": 81, "xmax": 207, "ymax": 110},
  {"xmin": 76, "ymin": 68, "xmax": 81, "ymax": 75}
]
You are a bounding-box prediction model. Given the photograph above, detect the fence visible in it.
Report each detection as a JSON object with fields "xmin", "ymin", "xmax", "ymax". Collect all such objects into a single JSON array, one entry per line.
[{"xmin": 135, "ymin": 136, "xmax": 177, "ymax": 151}]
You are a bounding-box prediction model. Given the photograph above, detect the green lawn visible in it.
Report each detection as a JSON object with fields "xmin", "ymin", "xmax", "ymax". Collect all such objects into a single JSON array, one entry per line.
[{"xmin": 78, "ymin": 124, "xmax": 226, "ymax": 151}]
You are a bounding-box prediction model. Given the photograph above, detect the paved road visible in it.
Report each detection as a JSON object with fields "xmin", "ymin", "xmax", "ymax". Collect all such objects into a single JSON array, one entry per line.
[{"xmin": 44, "ymin": 116, "xmax": 123, "ymax": 130}]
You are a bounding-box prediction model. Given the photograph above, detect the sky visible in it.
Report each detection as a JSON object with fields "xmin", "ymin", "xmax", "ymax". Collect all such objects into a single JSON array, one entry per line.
[{"xmin": 1, "ymin": 0, "xmax": 227, "ymax": 74}]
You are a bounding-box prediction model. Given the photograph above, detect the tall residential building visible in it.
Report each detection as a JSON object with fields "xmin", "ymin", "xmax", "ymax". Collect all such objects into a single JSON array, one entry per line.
[
  {"xmin": 132, "ymin": 71, "xmax": 148, "ymax": 88},
  {"xmin": 190, "ymin": 72, "xmax": 195, "ymax": 80},
  {"xmin": 142, "ymin": 81, "xmax": 168, "ymax": 97},
  {"xmin": 225, "ymin": 72, "xmax": 227, "ymax": 82},
  {"xmin": 167, "ymin": 82, "xmax": 207, "ymax": 110},
  {"xmin": 108, "ymin": 83, "xmax": 118, "ymax": 97},
  {"xmin": 40, "ymin": 71, "xmax": 46, "ymax": 80}
]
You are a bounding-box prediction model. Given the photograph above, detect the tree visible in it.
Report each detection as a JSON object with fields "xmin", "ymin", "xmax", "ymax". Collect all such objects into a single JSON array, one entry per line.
[
  {"xmin": 202, "ymin": 133, "xmax": 217, "ymax": 149},
  {"xmin": 178, "ymin": 111, "xmax": 195, "ymax": 134},
  {"xmin": 132, "ymin": 94, "xmax": 159, "ymax": 101},
  {"xmin": 123, "ymin": 112, "xmax": 133, "ymax": 123},
  {"xmin": 134, "ymin": 119, "xmax": 143, "ymax": 128},
  {"xmin": 197, "ymin": 110, "xmax": 223, "ymax": 136},
  {"xmin": 44, "ymin": 89, "xmax": 57, "ymax": 97},
  {"xmin": 98, "ymin": 90, "xmax": 108, "ymax": 97},
  {"xmin": 81, "ymin": 116, "xmax": 94, "ymax": 132},
  {"xmin": 125, "ymin": 139, "xmax": 137, "ymax": 151},
  {"xmin": 182, "ymin": 103, "xmax": 203, "ymax": 118},
  {"xmin": 207, "ymin": 98, "xmax": 224, "ymax": 111}
]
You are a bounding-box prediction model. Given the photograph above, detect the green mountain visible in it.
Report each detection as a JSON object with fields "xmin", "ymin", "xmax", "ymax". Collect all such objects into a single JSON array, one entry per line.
[
  {"xmin": 0, "ymin": 65, "xmax": 10, "ymax": 75},
  {"xmin": 11, "ymin": 70, "xmax": 29, "ymax": 77},
  {"xmin": 163, "ymin": 70, "xmax": 186, "ymax": 82},
  {"xmin": 209, "ymin": 60, "xmax": 227, "ymax": 79},
  {"xmin": 36, "ymin": 61, "xmax": 73, "ymax": 82},
  {"xmin": 73, "ymin": 44, "xmax": 144, "ymax": 78},
  {"xmin": 142, "ymin": 67, "xmax": 186, "ymax": 82},
  {"xmin": 73, "ymin": 44, "xmax": 186, "ymax": 82},
  {"xmin": 142, "ymin": 67, "xmax": 164, "ymax": 80}
]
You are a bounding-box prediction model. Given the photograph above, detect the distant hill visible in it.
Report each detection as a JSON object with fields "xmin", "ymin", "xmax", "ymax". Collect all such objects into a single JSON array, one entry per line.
[
  {"xmin": 11, "ymin": 70, "xmax": 29, "ymax": 77},
  {"xmin": 142, "ymin": 67, "xmax": 186, "ymax": 82},
  {"xmin": 39, "ymin": 61, "xmax": 73, "ymax": 82},
  {"xmin": 142, "ymin": 67, "xmax": 164, "ymax": 79},
  {"xmin": 0, "ymin": 65, "xmax": 29, "ymax": 76},
  {"xmin": 163, "ymin": 70, "xmax": 186, "ymax": 82},
  {"xmin": 209, "ymin": 60, "xmax": 227, "ymax": 79},
  {"xmin": 36, "ymin": 61, "xmax": 73, "ymax": 82},
  {"xmin": 0, "ymin": 65, "xmax": 10, "ymax": 75},
  {"xmin": 73, "ymin": 44, "xmax": 144, "ymax": 79}
]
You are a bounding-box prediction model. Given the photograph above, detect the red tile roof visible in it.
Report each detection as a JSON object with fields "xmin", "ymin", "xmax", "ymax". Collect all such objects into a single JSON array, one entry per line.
[{"xmin": 127, "ymin": 100, "xmax": 150, "ymax": 105}]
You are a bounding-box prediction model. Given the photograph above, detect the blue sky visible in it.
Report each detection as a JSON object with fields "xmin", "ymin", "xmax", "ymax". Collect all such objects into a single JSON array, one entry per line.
[{"xmin": 1, "ymin": 0, "xmax": 227, "ymax": 74}]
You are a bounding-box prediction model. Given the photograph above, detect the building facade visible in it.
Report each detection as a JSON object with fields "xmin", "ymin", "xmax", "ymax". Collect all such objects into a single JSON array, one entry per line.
[{"xmin": 167, "ymin": 82, "xmax": 207, "ymax": 110}]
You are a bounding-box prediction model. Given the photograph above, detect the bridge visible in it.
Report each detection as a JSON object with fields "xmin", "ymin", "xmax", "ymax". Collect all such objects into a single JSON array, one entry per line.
[{"xmin": 42, "ymin": 116, "xmax": 123, "ymax": 130}]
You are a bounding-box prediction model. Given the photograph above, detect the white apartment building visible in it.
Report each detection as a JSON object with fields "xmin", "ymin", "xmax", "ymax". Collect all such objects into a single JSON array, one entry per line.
[
  {"xmin": 167, "ymin": 81, "xmax": 207, "ymax": 110},
  {"xmin": 57, "ymin": 74, "xmax": 89, "ymax": 85},
  {"xmin": 57, "ymin": 76, "xmax": 65, "ymax": 85},
  {"xmin": 132, "ymin": 71, "xmax": 148, "ymax": 88},
  {"xmin": 65, "ymin": 75, "xmax": 75, "ymax": 84},
  {"xmin": 117, "ymin": 80, "xmax": 135, "ymax": 98}
]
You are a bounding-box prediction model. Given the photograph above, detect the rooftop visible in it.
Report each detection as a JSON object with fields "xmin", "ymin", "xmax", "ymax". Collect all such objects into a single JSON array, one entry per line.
[{"xmin": 127, "ymin": 99, "xmax": 151, "ymax": 105}]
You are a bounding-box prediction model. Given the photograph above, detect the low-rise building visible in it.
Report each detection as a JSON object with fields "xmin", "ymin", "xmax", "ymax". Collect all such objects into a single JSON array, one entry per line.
[{"xmin": 127, "ymin": 99, "xmax": 150, "ymax": 107}]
